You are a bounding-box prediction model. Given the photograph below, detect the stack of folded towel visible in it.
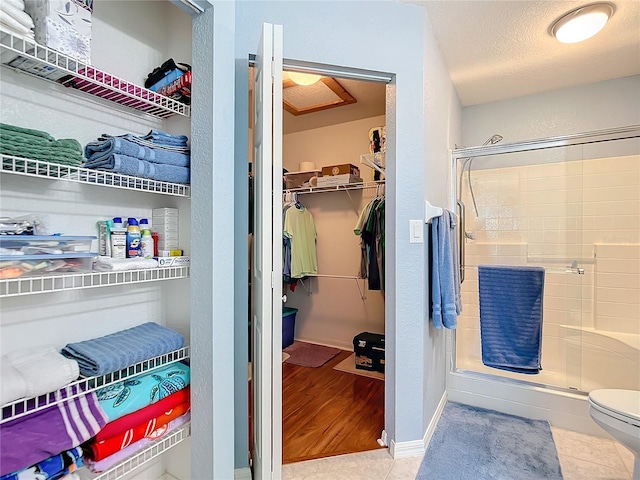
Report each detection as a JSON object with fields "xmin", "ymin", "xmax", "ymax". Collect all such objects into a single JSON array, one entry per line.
[
  {"xmin": 94, "ymin": 255, "xmax": 159, "ymax": 272},
  {"xmin": 0, "ymin": 123, "xmax": 84, "ymax": 168},
  {"xmin": 0, "ymin": 0, "xmax": 34, "ymax": 40},
  {"xmin": 83, "ymin": 362, "xmax": 191, "ymax": 473},
  {"xmin": 0, "ymin": 346, "xmax": 79, "ymax": 405},
  {"xmin": 0, "ymin": 322, "xmax": 187, "ymax": 479},
  {"xmin": 84, "ymin": 129, "xmax": 190, "ymax": 184}
]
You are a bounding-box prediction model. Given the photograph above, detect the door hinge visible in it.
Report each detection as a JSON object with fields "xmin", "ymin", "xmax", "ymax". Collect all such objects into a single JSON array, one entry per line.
[
  {"xmin": 271, "ymin": 61, "xmax": 276, "ymax": 77},
  {"xmin": 271, "ymin": 271, "xmax": 275, "ymax": 288}
]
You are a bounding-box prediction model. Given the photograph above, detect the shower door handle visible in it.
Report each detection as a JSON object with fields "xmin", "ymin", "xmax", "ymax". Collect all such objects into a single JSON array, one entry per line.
[{"xmin": 457, "ymin": 199, "xmax": 465, "ymax": 284}]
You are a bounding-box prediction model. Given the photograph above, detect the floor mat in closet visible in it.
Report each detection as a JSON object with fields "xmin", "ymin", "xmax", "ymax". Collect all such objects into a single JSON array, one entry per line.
[
  {"xmin": 333, "ymin": 353, "xmax": 384, "ymax": 380},
  {"xmin": 283, "ymin": 341, "xmax": 341, "ymax": 368}
]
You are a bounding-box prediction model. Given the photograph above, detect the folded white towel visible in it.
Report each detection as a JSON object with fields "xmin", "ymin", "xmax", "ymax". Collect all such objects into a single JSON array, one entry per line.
[
  {"xmin": 94, "ymin": 256, "xmax": 159, "ymax": 271},
  {"xmin": 0, "ymin": 11, "xmax": 32, "ymax": 35},
  {"xmin": 0, "ymin": 1, "xmax": 34, "ymax": 30},
  {"xmin": 1, "ymin": 360, "xmax": 27, "ymax": 406},
  {"xmin": 6, "ymin": 345, "xmax": 79, "ymax": 399},
  {"xmin": 0, "ymin": 20, "xmax": 34, "ymax": 39},
  {"xmin": 3, "ymin": 0, "xmax": 25, "ymax": 12}
]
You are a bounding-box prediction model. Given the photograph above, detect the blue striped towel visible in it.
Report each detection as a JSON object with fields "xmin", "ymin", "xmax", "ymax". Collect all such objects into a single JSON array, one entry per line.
[
  {"xmin": 478, "ymin": 265, "xmax": 545, "ymax": 374},
  {"xmin": 84, "ymin": 154, "xmax": 190, "ymax": 184},
  {"xmin": 61, "ymin": 322, "xmax": 185, "ymax": 376},
  {"xmin": 85, "ymin": 137, "xmax": 190, "ymax": 167}
]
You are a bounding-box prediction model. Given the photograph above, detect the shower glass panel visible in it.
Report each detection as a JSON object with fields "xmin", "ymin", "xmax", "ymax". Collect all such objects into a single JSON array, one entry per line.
[{"xmin": 453, "ymin": 128, "xmax": 640, "ymax": 394}]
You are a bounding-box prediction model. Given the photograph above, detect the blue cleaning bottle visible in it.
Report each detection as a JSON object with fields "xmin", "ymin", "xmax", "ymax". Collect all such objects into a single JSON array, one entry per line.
[{"xmin": 126, "ymin": 218, "xmax": 142, "ymax": 258}]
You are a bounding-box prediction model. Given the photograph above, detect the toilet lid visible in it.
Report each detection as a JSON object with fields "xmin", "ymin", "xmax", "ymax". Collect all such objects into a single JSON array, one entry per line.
[{"xmin": 589, "ymin": 389, "xmax": 640, "ymax": 423}]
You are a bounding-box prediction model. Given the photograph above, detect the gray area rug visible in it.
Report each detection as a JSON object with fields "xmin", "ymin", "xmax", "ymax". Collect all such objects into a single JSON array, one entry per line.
[
  {"xmin": 417, "ymin": 402, "xmax": 563, "ymax": 480},
  {"xmin": 283, "ymin": 341, "xmax": 341, "ymax": 368}
]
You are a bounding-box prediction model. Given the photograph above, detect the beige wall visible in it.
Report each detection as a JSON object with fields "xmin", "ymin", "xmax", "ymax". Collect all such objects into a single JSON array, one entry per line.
[
  {"xmin": 283, "ymin": 115, "xmax": 386, "ymax": 350},
  {"xmin": 456, "ymin": 154, "xmax": 639, "ymax": 391}
]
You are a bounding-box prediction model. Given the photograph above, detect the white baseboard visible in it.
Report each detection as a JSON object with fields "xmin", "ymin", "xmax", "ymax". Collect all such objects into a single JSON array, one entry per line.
[
  {"xmin": 390, "ymin": 391, "xmax": 448, "ymax": 459},
  {"xmin": 423, "ymin": 391, "xmax": 448, "ymax": 451},
  {"xmin": 234, "ymin": 467, "xmax": 252, "ymax": 480}
]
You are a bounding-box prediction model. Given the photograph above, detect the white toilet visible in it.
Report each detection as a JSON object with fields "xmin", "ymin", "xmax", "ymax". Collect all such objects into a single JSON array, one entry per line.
[{"xmin": 588, "ymin": 389, "xmax": 640, "ymax": 479}]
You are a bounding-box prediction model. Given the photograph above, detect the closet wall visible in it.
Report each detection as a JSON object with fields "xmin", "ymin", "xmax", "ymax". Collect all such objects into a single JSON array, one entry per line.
[
  {"xmin": 283, "ymin": 114, "xmax": 385, "ymax": 350},
  {"xmin": 0, "ymin": 3, "xmax": 192, "ymax": 479}
]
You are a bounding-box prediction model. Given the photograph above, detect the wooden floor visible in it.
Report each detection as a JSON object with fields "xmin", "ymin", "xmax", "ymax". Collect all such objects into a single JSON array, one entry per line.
[{"xmin": 283, "ymin": 349, "xmax": 385, "ymax": 464}]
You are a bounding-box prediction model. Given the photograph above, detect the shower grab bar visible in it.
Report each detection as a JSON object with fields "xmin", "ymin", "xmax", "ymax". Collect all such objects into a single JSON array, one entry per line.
[
  {"xmin": 457, "ymin": 199, "xmax": 465, "ymax": 284},
  {"xmin": 526, "ymin": 256, "xmax": 596, "ymax": 265}
]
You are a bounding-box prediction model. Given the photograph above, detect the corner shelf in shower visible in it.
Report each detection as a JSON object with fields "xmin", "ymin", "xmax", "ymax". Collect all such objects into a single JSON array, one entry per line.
[
  {"xmin": 0, "ymin": 266, "xmax": 190, "ymax": 298},
  {"xmin": 1, "ymin": 346, "xmax": 190, "ymax": 424},
  {"xmin": 0, "ymin": 28, "xmax": 190, "ymax": 119}
]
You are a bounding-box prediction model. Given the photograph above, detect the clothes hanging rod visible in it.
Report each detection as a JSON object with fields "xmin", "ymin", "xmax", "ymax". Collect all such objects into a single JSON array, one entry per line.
[
  {"xmin": 286, "ymin": 180, "xmax": 385, "ymax": 194},
  {"xmin": 304, "ymin": 274, "xmax": 363, "ymax": 279}
]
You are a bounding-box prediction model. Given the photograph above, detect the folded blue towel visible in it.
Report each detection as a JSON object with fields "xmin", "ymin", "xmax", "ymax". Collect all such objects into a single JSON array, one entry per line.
[
  {"xmin": 85, "ymin": 137, "xmax": 190, "ymax": 167},
  {"xmin": 142, "ymin": 129, "xmax": 188, "ymax": 147},
  {"xmin": 85, "ymin": 154, "xmax": 190, "ymax": 184},
  {"xmin": 61, "ymin": 322, "xmax": 185, "ymax": 376},
  {"xmin": 105, "ymin": 134, "xmax": 190, "ymax": 153},
  {"xmin": 431, "ymin": 210, "xmax": 462, "ymax": 329},
  {"xmin": 478, "ymin": 265, "xmax": 545, "ymax": 374}
]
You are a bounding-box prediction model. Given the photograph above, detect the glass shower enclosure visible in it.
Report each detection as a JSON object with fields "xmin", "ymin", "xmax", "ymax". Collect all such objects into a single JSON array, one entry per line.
[{"xmin": 451, "ymin": 125, "xmax": 640, "ymax": 394}]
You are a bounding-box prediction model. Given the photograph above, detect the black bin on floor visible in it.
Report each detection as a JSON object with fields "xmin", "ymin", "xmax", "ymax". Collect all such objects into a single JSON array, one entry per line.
[{"xmin": 353, "ymin": 332, "xmax": 385, "ymax": 373}]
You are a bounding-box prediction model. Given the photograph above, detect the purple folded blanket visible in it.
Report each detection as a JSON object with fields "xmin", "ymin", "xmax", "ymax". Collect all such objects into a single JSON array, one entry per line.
[{"xmin": 0, "ymin": 385, "xmax": 108, "ymax": 476}]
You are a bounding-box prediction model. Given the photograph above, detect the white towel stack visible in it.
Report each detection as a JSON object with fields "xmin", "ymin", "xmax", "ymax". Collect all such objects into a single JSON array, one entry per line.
[
  {"xmin": 94, "ymin": 255, "xmax": 159, "ymax": 271},
  {"xmin": 0, "ymin": 0, "xmax": 35, "ymax": 39},
  {"xmin": 0, "ymin": 345, "xmax": 80, "ymax": 405}
]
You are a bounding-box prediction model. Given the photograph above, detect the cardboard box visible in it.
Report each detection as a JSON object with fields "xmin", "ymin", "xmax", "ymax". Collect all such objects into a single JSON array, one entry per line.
[
  {"xmin": 284, "ymin": 170, "xmax": 321, "ymax": 189},
  {"xmin": 322, "ymin": 164, "xmax": 360, "ymax": 177},
  {"xmin": 25, "ymin": 0, "xmax": 92, "ymax": 64},
  {"xmin": 156, "ymin": 256, "xmax": 190, "ymax": 268},
  {"xmin": 316, "ymin": 174, "xmax": 363, "ymax": 187}
]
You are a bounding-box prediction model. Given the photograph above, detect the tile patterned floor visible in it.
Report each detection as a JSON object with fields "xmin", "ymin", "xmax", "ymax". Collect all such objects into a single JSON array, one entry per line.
[{"xmin": 281, "ymin": 427, "xmax": 635, "ymax": 480}]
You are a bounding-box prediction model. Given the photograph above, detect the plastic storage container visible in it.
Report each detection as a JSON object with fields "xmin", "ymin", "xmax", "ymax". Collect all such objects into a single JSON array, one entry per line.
[
  {"xmin": 0, "ymin": 235, "xmax": 98, "ymax": 279},
  {"xmin": 282, "ymin": 307, "xmax": 298, "ymax": 349},
  {"xmin": 353, "ymin": 332, "xmax": 385, "ymax": 373}
]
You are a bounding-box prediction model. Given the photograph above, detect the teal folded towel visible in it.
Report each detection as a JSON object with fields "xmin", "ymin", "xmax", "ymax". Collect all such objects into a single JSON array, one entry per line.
[
  {"xmin": 0, "ymin": 123, "xmax": 54, "ymax": 143},
  {"xmin": 97, "ymin": 361, "xmax": 190, "ymax": 421}
]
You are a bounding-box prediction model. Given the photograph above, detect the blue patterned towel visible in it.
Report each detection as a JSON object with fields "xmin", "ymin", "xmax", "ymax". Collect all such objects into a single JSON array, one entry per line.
[
  {"xmin": 96, "ymin": 361, "xmax": 190, "ymax": 421},
  {"xmin": 478, "ymin": 265, "xmax": 545, "ymax": 374},
  {"xmin": 61, "ymin": 322, "xmax": 185, "ymax": 376}
]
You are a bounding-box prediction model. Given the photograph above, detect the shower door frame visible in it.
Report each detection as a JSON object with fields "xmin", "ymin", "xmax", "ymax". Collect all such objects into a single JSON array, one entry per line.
[{"xmin": 448, "ymin": 124, "xmax": 640, "ymax": 395}]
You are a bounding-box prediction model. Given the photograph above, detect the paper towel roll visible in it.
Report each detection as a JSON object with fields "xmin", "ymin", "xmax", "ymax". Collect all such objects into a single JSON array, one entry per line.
[{"xmin": 299, "ymin": 161, "xmax": 316, "ymax": 172}]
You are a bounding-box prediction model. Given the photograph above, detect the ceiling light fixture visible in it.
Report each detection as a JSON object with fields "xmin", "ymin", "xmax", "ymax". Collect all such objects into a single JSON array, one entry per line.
[
  {"xmin": 287, "ymin": 72, "xmax": 322, "ymax": 86},
  {"xmin": 550, "ymin": 3, "xmax": 614, "ymax": 44}
]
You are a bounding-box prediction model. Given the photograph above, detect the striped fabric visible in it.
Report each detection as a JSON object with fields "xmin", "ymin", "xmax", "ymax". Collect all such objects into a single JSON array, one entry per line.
[
  {"xmin": 61, "ymin": 322, "xmax": 184, "ymax": 376},
  {"xmin": 0, "ymin": 386, "xmax": 107, "ymax": 476},
  {"xmin": 478, "ymin": 265, "xmax": 545, "ymax": 374}
]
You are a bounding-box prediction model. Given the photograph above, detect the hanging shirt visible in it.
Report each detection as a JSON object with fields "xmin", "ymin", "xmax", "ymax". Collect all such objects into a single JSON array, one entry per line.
[{"xmin": 284, "ymin": 206, "xmax": 318, "ymax": 278}]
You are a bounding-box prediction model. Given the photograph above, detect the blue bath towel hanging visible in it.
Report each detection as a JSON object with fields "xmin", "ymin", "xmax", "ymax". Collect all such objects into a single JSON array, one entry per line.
[{"xmin": 478, "ymin": 265, "xmax": 545, "ymax": 374}]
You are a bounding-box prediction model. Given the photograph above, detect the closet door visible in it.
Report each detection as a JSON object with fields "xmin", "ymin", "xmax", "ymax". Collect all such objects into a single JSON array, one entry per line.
[{"xmin": 252, "ymin": 22, "xmax": 283, "ymax": 480}]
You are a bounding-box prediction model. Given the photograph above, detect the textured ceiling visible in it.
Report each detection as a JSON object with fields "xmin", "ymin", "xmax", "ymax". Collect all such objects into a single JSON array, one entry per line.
[
  {"xmin": 421, "ymin": 0, "xmax": 640, "ymax": 106},
  {"xmin": 284, "ymin": 1, "xmax": 639, "ymax": 132}
]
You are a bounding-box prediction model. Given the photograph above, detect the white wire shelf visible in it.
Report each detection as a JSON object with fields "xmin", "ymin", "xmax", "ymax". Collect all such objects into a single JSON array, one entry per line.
[
  {"xmin": 1, "ymin": 155, "xmax": 191, "ymax": 197},
  {"xmin": 286, "ymin": 180, "xmax": 385, "ymax": 194},
  {"xmin": 0, "ymin": 266, "xmax": 190, "ymax": 298},
  {"xmin": 0, "ymin": 28, "xmax": 190, "ymax": 119},
  {"xmin": 78, "ymin": 423, "xmax": 191, "ymax": 480},
  {"xmin": 1, "ymin": 346, "xmax": 190, "ymax": 424}
]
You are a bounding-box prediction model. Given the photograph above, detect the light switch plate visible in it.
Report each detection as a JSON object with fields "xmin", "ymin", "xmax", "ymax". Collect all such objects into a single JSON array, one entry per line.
[{"xmin": 409, "ymin": 219, "xmax": 423, "ymax": 243}]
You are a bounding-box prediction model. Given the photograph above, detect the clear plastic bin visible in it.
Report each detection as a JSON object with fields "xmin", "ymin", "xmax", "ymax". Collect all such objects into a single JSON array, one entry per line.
[{"xmin": 0, "ymin": 236, "xmax": 98, "ymax": 279}]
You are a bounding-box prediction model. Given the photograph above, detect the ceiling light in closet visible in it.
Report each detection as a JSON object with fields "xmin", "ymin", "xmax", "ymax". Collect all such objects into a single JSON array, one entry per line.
[
  {"xmin": 550, "ymin": 3, "xmax": 615, "ymax": 44},
  {"xmin": 288, "ymin": 72, "xmax": 322, "ymax": 86}
]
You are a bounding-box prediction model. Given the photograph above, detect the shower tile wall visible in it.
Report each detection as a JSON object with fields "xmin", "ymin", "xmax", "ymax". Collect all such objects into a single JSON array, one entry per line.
[{"xmin": 457, "ymin": 155, "xmax": 639, "ymax": 391}]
